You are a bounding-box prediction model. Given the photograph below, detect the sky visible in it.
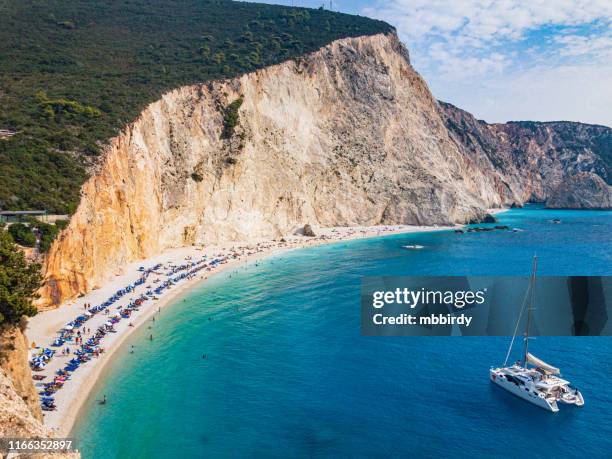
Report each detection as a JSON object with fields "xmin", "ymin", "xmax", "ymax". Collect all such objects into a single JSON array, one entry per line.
[{"xmin": 243, "ymin": 1, "xmax": 612, "ymax": 127}]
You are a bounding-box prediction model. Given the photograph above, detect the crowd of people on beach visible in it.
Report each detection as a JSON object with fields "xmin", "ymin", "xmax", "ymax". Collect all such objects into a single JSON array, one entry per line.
[{"xmin": 29, "ymin": 255, "xmax": 229, "ymax": 412}]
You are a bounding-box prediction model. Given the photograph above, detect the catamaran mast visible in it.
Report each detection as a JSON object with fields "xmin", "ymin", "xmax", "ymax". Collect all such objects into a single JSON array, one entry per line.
[{"xmin": 524, "ymin": 256, "xmax": 537, "ymax": 368}]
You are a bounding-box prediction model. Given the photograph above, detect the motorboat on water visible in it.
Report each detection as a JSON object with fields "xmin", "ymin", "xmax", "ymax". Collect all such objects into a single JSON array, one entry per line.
[
  {"xmin": 489, "ymin": 256, "xmax": 584, "ymax": 412},
  {"xmin": 402, "ymin": 245, "xmax": 424, "ymax": 250}
]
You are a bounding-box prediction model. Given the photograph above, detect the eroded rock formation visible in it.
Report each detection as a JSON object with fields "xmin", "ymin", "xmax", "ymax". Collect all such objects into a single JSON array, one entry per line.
[
  {"xmin": 547, "ymin": 172, "xmax": 612, "ymax": 209},
  {"xmin": 0, "ymin": 327, "xmax": 42, "ymax": 421},
  {"xmin": 439, "ymin": 102, "xmax": 611, "ymax": 206},
  {"xmin": 0, "ymin": 326, "xmax": 80, "ymax": 458}
]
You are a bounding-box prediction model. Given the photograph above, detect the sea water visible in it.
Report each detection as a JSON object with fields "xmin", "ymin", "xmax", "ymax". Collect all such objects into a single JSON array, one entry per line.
[{"xmin": 74, "ymin": 206, "xmax": 612, "ymax": 458}]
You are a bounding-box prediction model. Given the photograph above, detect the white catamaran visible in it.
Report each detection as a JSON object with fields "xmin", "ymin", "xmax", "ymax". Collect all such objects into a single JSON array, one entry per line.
[{"xmin": 490, "ymin": 257, "xmax": 584, "ymax": 412}]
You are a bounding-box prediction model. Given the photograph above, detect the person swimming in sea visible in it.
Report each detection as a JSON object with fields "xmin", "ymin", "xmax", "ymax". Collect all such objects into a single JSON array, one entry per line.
[{"xmin": 99, "ymin": 395, "xmax": 107, "ymax": 405}]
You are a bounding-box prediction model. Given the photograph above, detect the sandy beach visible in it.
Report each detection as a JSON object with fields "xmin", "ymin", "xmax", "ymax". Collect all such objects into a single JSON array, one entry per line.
[{"xmin": 26, "ymin": 223, "xmax": 458, "ymax": 436}]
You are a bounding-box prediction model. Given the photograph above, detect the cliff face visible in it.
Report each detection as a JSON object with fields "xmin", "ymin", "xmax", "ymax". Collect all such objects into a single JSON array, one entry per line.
[
  {"xmin": 0, "ymin": 326, "xmax": 42, "ymax": 421},
  {"xmin": 547, "ymin": 172, "xmax": 612, "ymax": 209},
  {"xmin": 438, "ymin": 102, "xmax": 612, "ymax": 206},
  {"xmin": 0, "ymin": 326, "xmax": 80, "ymax": 457},
  {"xmin": 39, "ymin": 32, "xmax": 611, "ymax": 307},
  {"xmin": 0, "ymin": 367, "xmax": 48, "ymax": 436},
  {"xmin": 0, "ymin": 366, "xmax": 80, "ymax": 458}
]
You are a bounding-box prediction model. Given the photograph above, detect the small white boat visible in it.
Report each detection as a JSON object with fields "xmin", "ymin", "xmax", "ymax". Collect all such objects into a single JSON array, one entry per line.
[
  {"xmin": 402, "ymin": 245, "xmax": 424, "ymax": 250},
  {"xmin": 490, "ymin": 256, "xmax": 584, "ymax": 412}
]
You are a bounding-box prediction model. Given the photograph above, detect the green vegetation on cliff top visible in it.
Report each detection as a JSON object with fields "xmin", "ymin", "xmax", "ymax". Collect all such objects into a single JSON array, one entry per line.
[{"xmin": 0, "ymin": 0, "xmax": 392, "ymax": 214}]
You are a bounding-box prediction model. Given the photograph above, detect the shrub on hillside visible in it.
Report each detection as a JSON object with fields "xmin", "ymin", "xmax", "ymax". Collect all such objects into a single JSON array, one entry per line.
[
  {"xmin": 54, "ymin": 219, "xmax": 69, "ymax": 230},
  {"xmin": 221, "ymin": 96, "xmax": 244, "ymax": 139},
  {"xmin": 8, "ymin": 223, "xmax": 36, "ymax": 247},
  {"xmin": 33, "ymin": 222, "xmax": 59, "ymax": 253}
]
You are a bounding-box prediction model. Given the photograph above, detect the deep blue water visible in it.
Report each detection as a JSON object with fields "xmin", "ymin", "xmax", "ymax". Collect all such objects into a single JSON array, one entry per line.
[{"xmin": 74, "ymin": 206, "xmax": 612, "ymax": 458}]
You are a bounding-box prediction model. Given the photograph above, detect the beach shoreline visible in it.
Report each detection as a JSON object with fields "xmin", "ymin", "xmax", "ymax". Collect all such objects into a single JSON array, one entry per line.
[{"xmin": 26, "ymin": 222, "xmax": 469, "ymax": 437}]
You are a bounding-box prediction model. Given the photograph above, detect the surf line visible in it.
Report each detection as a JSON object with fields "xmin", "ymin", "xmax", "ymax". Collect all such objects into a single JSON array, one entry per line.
[{"xmin": 373, "ymin": 313, "xmax": 473, "ymax": 327}]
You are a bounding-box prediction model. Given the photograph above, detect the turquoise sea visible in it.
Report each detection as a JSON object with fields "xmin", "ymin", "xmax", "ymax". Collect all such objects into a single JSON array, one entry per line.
[{"xmin": 74, "ymin": 206, "xmax": 612, "ymax": 458}]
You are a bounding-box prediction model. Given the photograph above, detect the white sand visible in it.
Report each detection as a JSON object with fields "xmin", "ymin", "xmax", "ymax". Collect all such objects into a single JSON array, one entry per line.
[
  {"xmin": 26, "ymin": 223, "xmax": 457, "ymax": 436},
  {"xmin": 487, "ymin": 208, "xmax": 510, "ymax": 216}
]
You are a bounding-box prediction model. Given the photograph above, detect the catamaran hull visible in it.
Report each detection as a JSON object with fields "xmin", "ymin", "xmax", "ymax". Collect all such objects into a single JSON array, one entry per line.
[{"xmin": 490, "ymin": 370, "xmax": 559, "ymax": 412}]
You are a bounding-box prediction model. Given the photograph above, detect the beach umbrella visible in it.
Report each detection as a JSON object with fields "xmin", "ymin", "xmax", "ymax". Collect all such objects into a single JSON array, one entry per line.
[{"xmin": 64, "ymin": 325, "xmax": 73, "ymax": 330}]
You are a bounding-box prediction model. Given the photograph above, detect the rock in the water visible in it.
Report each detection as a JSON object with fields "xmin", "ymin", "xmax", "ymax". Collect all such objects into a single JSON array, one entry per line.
[
  {"xmin": 303, "ymin": 224, "xmax": 316, "ymax": 237},
  {"xmin": 482, "ymin": 213, "xmax": 498, "ymax": 223},
  {"xmin": 467, "ymin": 213, "xmax": 498, "ymax": 224},
  {"xmin": 547, "ymin": 172, "xmax": 612, "ymax": 209}
]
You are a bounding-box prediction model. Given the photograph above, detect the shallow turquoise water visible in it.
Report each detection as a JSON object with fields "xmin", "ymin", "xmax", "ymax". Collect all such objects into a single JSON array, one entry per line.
[{"xmin": 74, "ymin": 206, "xmax": 612, "ymax": 458}]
